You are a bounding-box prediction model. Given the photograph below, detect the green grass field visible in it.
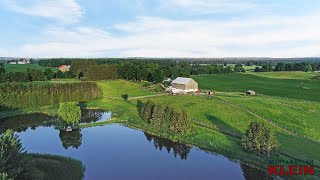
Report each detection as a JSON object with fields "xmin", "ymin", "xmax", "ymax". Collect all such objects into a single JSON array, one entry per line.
[
  {"xmin": 247, "ymin": 71, "xmax": 319, "ymax": 80},
  {"xmin": 4, "ymin": 64, "xmax": 58, "ymax": 72},
  {"xmin": 96, "ymin": 80, "xmax": 157, "ymax": 98},
  {"xmin": 193, "ymin": 73, "xmax": 320, "ymax": 101},
  {"xmin": 2, "ymin": 73, "xmax": 319, "ymax": 174},
  {"xmin": 86, "ymin": 79, "xmax": 320, "ymax": 168}
]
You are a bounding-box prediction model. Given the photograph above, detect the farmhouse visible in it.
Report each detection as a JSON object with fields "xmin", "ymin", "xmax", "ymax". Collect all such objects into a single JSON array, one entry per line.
[
  {"xmin": 59, "ymin": 65, "xmax": 70, "ymax": 72},
  {"xmin": 167, "ymin": 77, "xmax": 198, "ymax": 94}
]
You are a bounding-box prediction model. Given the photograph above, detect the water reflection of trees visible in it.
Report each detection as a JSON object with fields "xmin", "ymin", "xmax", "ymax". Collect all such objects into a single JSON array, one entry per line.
[
  {"xmin": 80, "ymin": 109, "xmax": 107, "ymax": 124},
  {"xmin": 144, "ymin": 132, "xmax": 191, "ymax": 160},
  {"xmin": 240, "ymin": 163, "xmax": 273, "ymax": 180},
  {"xmin": 59, "ymin": 129, "xmax": 82, "ymax": 149},
  {"xmin": 0, "ymin": 113, "xmax": 56, "ymax": 133}
]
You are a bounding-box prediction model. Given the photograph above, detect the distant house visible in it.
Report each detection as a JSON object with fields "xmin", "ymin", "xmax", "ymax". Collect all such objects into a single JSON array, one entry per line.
[
  {"xmin": 167, "ymin": 77, "xmax": 198, "ymax": 94},
  {"xmin": 9, "ymin": 61, "xmax": 17, "ymax": 64},
  {"xmin": 59, "ymin": 65, "xmax": 70, "ymax": 72},
  {"xmin": 246, "ymin": 90, "xmax": 256, "ymax": 96},
  {"xmin": 17, "ymin": 59, "xmax": 30, "ymax": 64}
]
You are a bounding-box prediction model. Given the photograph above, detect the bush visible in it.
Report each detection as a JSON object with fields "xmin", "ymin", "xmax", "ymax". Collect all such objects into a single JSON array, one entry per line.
[
  {"xmin": 241, "ymin": 122, "xmax": 279, "ymax": 157},
  {"xmin": 121, "ymin": 94, "xmax": 129, "ymax": 100}
]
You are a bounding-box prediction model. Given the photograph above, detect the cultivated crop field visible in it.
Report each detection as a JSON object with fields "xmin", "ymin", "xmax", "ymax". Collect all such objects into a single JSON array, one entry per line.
[
  {"xmin": 4, "ymin": 64, "xmax": 58, "ymax": 72},
  {"xmin": 193, "ymin": 73, "xmax": 320, "ymax": 101}
]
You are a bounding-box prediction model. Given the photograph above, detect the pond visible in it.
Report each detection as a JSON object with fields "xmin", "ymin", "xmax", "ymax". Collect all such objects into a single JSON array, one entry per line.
[{"xmin": 0, "ymin": 111, "xmax": 270, "ymax": 180}]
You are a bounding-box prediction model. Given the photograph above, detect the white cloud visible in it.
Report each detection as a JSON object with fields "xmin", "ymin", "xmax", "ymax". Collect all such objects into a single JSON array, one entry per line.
[
  {"xmin": 2, "ymin": 13, "xmax": 320, "ymax": 58},
  {"xmin": 160, "ymin": 0, "xmax": 259, "ymax": 13},
  {"xmin": 1, "ymin": 0, "xmax": 83, "ymax": 23}
]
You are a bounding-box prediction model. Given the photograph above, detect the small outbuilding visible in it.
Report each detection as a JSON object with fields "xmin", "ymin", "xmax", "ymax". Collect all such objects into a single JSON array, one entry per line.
[{"xmin": 246, "ymin": 90, "xmax": 256, "ymax": 96}]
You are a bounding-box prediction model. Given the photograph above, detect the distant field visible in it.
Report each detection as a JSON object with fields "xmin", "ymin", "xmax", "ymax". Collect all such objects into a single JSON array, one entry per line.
[
  {"xmin": 193, "ymin": 73, "xmax": 320, "ymax": 101},
  {"xmin": 4, "ymin": 64, "xmax": 58, "ymax": 72},
  {"xmin": 247, "ymin": 71, "xmax": 319, "ymax": 80}
]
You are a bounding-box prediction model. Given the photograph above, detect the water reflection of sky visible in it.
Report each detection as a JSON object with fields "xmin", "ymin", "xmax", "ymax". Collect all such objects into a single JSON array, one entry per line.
[{"xmin": 17, "ymin": 124, "xmax": 246, "ymax": 180}]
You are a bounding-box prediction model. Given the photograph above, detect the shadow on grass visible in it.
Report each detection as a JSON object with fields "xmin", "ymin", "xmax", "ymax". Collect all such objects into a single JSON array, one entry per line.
[
  {"xmin": 136, "ymin": 100, "xmax": 144, "ymax": 116},
  {"xmin": 205, "ymin": 114, "xmax": 242, "ymax": 137}
]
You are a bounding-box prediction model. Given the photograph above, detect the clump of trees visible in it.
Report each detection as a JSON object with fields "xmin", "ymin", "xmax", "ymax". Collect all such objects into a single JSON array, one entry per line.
[
  {"xmin": 87, "ymin": 65, "xmax": 118, "ymax": 80},
  {"xmin": 140, "ymin": 100, "xmax": 192, "ymax": 134},
  {"xmin": 58, "ymin": 102, "xmax": 81, "ymax": 126},
  {"xmin": 241, "ymin": 122, "xmax": 279, "ymax": 157},
  {"xmin": 0, "ymin": 130, "xmax": 38, "ymax": 179},
  {"xmin": 0, "ymin": 82, "xmax": 101, "ymax": 108}
]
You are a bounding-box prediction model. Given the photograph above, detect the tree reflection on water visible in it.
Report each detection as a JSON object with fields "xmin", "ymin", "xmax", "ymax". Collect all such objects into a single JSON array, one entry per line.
[
  {"xmin": 59, "ymin": 129, "xmax": 82, "ymax": 149},
  {"xmin": 144, "ymin": 132, "xmax": 191, "ymax": 160}
]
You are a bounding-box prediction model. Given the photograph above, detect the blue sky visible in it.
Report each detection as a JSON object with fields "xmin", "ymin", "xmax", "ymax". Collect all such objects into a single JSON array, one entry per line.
[{"xmin": 0, "ymin": 0, "xmax": 320, "ymax": 58}]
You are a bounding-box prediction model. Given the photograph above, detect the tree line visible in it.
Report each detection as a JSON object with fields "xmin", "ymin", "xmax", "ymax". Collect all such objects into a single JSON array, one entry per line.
[
  {"xmin": 0, "ymin": 68, "xmax": 57, "ymax": 83},
  {"xmin": 254, "ymin": 62, "xmax": 320, "ymax": 72},
  {"xmin": 140, "ymin": 100, "xmax": 192, "ymax": 134},
  {"xmin": 38, "ymin": 59, "xmax": 244, "ymax": 83},
  {"xmin": 0, "ymin": 82, "xmax": 101, "ymax": 109}
]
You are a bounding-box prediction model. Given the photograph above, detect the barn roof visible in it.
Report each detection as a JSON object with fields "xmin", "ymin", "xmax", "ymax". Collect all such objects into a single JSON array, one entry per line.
[{"xmin": 172, "ymin": 77, "xmax": 193, "ymax": 85}]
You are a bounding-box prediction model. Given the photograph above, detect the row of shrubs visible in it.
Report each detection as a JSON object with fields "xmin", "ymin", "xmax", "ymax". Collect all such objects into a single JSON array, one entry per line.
[{"xmin": 0, "ymin": 82, "xmax": 101, "ymax": 109}]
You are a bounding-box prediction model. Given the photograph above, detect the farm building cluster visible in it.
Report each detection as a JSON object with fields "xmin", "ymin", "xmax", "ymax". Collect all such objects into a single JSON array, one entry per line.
[
  {"xmin": 165, "ymin": 77, "xmax": 256, "ymax": 97},
  {"xmin": 166, "ymin": 77, "xmax": 199, "ymax": 95}
]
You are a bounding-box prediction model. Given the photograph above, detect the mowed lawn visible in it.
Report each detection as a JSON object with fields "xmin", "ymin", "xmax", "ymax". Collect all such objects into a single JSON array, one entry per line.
[
  {"xmin": 218, "ymin": 94, "xmax": 320, "ymax": 141},
  {"xmin": 4, "ymin": 64, "xmax": 58, "ymax": 72},
  {"xmin": 193, "ymin": 73, "xmax": 320, "ymax": 101},
  {"xmin": 87, "ymin": 79, "xmax": 320, "ymax": 166},
  {"xmin": 140, "ymin": 95, "xmax": 320, "ymax": 165},
  {"xmin": 96, "ymin": 80, "xmax": 156, "ymax": 98}
]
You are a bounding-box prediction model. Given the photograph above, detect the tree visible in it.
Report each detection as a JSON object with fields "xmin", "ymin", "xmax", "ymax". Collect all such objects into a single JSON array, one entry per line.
[
  {"xmin": 26, "ymin": 69, "xmax": 45, "ymax": 81},
  {"xmin": 44, "ymin": 68, "xmax": 54, "ymax": 80},
  {"xmin": 58, "ymin": 102, "xmax": 81, "ymax": 126},
  {"xmin": 87, "ymin": 65, "xmax": 118, "ymax": 80},
  {"xmin": 304, "ymin": 64, "xmax": 313, "ymax": 72},
  {"xmin": 0, "ymin": 130, "xmax": 38, "ymax": 179},
  {"xmin": 0, "ymin": 63, "xmax": 5, "ymax": 75},
  {"xmin": 141, "ymin": 100, "xmax": 155, "ymax": 123},
  {"xmin": 241, "ymin": 122, "xmax": 279, "ymax": 157},
  {"xmin": 153, "ymin": 68, "xmax": 165, "ymax": 83}
]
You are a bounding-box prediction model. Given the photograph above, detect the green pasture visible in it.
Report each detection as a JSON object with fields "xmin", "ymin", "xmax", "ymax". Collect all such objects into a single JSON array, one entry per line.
[
  {"xmin": 4, "ymin": 64, "xmax": 58, "ymax": 72},
  {"xmin": 193, "ymin": 74, "xmax": 320, "ymax": 101}
]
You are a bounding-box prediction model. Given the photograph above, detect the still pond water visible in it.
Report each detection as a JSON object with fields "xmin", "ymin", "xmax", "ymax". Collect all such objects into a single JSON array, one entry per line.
[{"xmin": 0, "ymin": 110, "xmax": 269, "ymax": 180}]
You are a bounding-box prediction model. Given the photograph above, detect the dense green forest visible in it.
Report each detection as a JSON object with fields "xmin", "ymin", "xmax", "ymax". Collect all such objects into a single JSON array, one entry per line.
[{"xmin": 0, "ymin": 82, "xmax": 101, "ymax": 108}]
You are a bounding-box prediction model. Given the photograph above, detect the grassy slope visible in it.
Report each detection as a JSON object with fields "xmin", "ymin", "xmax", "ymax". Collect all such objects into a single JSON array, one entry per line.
[
  {"xmin": 143, "ymin": 95, "xmax": 320, "ymax": 165},
  {"xmin": 87, "ymin": 79, "xmax": 320, "ymax": 167},
  {"xmin": 246, "ymin": 71, "xmax": 319, "ymax": 80},
  {"xmin": 193, "ymin": 73, "xmax": 320, "ymax": 101},
  {"xmin": 4, "ymin": 64, "xmax": 58, "ymax": 72},
  {"xmin": 97, "ymin": 80, "xmax": 156, "ymax": 98},
  {"xmin": 218, "ymin": 94, "xmax": 320, "ymax": 141},
  {"xmin": 31, "ymin": 154, "xmax": 85, "ymax": 180}
]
